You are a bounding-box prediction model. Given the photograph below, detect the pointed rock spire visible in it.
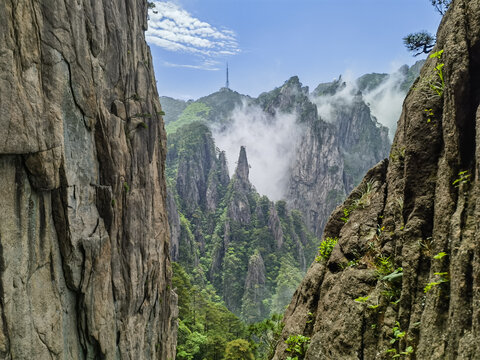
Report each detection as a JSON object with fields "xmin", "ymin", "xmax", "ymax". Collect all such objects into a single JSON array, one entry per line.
[{"xmin": 235, "ymin": 146, "xmax": 249, "ymax": 183}]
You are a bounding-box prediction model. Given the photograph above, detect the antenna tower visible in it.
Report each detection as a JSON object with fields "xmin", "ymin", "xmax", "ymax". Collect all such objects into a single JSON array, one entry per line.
[{"xmin": 226, "ymin": 62, "xmax": 230, "ymax": 89}]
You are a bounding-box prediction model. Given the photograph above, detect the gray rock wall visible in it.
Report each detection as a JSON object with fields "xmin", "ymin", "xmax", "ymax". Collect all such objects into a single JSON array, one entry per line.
[{"xmin": 0, "ymin": 1, "xmax": 176, "ymax": 359}]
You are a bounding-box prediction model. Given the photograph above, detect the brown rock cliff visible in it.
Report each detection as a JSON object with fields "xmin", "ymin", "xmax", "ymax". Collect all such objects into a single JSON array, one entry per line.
[
  {"xmin": 275, "ymin": 0, "xmax": 480, "ymax": 359},
  {"xmin": 0, "ymin": 1, "xmax": 176, "ymax": 359}
]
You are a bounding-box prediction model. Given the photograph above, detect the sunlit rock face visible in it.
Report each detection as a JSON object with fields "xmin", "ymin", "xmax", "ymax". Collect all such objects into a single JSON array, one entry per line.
[
  {"xmin": 274, "ymin": 1, "xmax": 480, "ymax": 358},
  {"xmin": 0, "ymin": 1, "xmax": 176, "ymax": 358}
]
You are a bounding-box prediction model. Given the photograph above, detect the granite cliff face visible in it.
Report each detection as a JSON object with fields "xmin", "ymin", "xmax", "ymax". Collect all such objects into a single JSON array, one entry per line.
[
  {"xmin": 0, "ymin": 1, "xmax": 176, "ymax": 359},
  {"xmin": 274, "ymin": 0, "xmax": 480, "ymax": 358},
  {"xmin": 254, "ymin": 76, "xmax": 391, "ymax": 238}
]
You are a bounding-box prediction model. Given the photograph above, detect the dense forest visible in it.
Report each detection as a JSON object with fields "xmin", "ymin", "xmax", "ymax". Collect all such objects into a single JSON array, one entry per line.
[{"xmin": 166, "ymin": 121, "xmax": 317, "ymax": 359}]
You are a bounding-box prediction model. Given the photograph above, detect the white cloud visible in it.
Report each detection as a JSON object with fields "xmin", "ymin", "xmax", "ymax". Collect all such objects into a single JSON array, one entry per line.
[
  {"xmin": 163, "ymin": 60, "xmax": 220, "ymax": 71},
  {"xmin": 363, "ymin": 70, "xmax": 406, "ymax": 139},
  {"xmin": 146, "ymin": 1, "xmax": 240, "ymax": 64},
  {"xmin": 213, "ymin": 102, "xmax": 301, "ymax": 201},
  {"xmin": 310, "ymin": 69, "xmax": 406, "ymax": 140}
]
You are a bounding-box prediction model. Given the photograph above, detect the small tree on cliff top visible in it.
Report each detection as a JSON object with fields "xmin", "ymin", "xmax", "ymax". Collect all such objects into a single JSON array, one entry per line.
[
  {"xmin": 430, "ymin": 0, "xmax": 451, "ymax": 15},
  {"xmin": 403, "ymin": 0, "xmax": 452, "ymax": 56}
]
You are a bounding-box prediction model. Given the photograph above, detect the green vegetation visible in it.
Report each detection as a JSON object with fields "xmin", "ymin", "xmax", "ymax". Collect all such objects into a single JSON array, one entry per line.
[
  {"xmin": 339, "ymin": 181, "xmax": 374, "ymax": 223},
  {"xmin": 390, "ymin": 146, "xmax": 406, "ymax": 163},
  {"xmin": 340, "ymin": 208, "xmax": 351, "ymax": 223},
  {"xmin": 367, "ymin": 255, "xmax": 404, "ymax": 304},
  {"xmin": 248, "ymin": 313, "xmax": 284, "ymax": 360},
  {"xmin": 173, "ymin": 262, "xmax": 247, "ymax": 360},
  {"xmin": 159, "ymin": 96, "xmax": 188, "ymax": 124},
  {"xmin": 385, "ymin": 322, "xmax": 413, "ymax": 359},
  {"xmin": 382, "ymin": 267, "xmax": 404, "ymax": 282},
  {"xmin": 269, "ymin": 260, "xmax": 305, "ymax": 315},
  {"xmin": 403, "ymin": 0, "xmax": 450, "ymax": 56},
  {"xmin": 285, "ymin": 334, "xmax": 310, "ymax": 360},
  {"xmin": 375, "ymin": 256, "xmax": 395, "ymax": 276},
  {"xmin": 431, "ymin": 0, "xmax": 451, "ymax": 15},
  {"xmin": 424, "ymin": 108, "xmax": 435, "ymax": 123},
  {"xmin": 433, "ymin": 252, "xmax": 447, "ymax": 260},
  {"xmin": 224, "ymin": 339, "xmax": 255, "ymax": 360},
  {"xmin": 315, "ymin": 237, "xmax": 338, "ymax": 262},
  {"xmin": 354, "ymin": 296, "xmax": 370, "ymax": 303},
  {"xmin": 429, "ymin": 50, "xmax": 445, "ymax": 97},
  {"xmin": 356, "ymin": 73, "xmax": 388, "ymax": 92},
  {"xmin": 166, "ymin": 102, "xmax": 211, "ymax": 134},
  {"xmin": 452, "ymin": 170, "xmax": 470, "ymax": 188},
  {"xmin": 389, "ymin": 322, "xmax": 405, "ymax": 345},
  {"xmin": 167, "ymin": 122, "xmax": 320, "ymax": 359},
  {"xmin": 163, "ymin": 88, "xmax": 246, "ymax": 132},
  {"xmin": 424, "ymin": 272, "xmax": 449, "ymax": 293},
  {"xmin": 131, "ymin": 112, "xmax": 152, "ymax": 118}
]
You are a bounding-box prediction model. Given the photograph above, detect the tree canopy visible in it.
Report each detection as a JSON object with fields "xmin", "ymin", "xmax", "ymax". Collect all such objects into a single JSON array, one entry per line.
[
  {"xmin": 403, "ymin": 0, "xmax": 452, "ymax": 56},
  {"xmin": 224, "ymin": 339, "xmax": 255, "ymax": 360},
  {"xmin": 430, "ymin": 0, "xmax": 451, "ymax": 15},
  {"xmin": 403, "ymin": 31, "xmax": 436, "ymax": 56}
]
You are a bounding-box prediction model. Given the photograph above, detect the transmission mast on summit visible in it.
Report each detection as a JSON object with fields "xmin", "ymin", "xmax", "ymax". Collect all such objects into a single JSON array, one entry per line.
[{"xmin": 226, "ymin": 62, "xmax": 230, "ymax": 89}]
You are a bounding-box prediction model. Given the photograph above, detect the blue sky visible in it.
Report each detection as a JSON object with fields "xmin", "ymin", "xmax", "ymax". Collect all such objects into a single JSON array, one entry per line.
[{"xmin": 146, "ymin": 1, "xmax": 442, "ymax": 100}]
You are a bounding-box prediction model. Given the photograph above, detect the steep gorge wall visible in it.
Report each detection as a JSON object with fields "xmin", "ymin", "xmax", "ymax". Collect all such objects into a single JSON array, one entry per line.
[
  {"xmin": 275, "ymin": 0, "xmax": 480, "ymax": 358},
  {"xmin": 0, "ymin": 1, "xmax": 176, "ymax": 359}
]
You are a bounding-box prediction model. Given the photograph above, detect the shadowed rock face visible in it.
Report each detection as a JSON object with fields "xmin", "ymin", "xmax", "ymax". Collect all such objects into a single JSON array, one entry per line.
[
  {"xmin": 0, "ymin": 1, "xmax": 176, "ymax": 359},
  {"xmin": 274, "ymin": 1, "xmax": 480, "ymax": 359}
]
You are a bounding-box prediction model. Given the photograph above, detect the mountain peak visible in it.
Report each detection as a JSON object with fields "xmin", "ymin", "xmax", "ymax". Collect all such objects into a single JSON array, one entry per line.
[{"xmin": 285, "ymin": 75, "xmax": 301, "ymax": 86}]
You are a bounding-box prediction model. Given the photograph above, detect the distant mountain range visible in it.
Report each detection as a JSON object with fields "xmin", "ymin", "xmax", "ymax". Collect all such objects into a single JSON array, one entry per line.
[{"xmin": 163, "ymin": 60, "xmax": 423, "ymax": 237}]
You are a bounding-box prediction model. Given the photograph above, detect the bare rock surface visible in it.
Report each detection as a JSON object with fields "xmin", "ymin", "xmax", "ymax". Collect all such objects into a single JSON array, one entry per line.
[
  {"xmin": 0, "ymin": 1, "xmax": 176, "ymax": 359},
  {"xmin": 274, "ymin": 0, "xmax": 480, "ymax": 358}
]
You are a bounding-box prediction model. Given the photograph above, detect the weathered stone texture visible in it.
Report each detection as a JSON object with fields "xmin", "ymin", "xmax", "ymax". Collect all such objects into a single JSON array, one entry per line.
[
  {"xmin": 0, "ymin": 1, "xmax": 176, "ymax": 359},
  {"xmin": 274, "ymin": 0, "xmax": 480, "ymax": 359}
]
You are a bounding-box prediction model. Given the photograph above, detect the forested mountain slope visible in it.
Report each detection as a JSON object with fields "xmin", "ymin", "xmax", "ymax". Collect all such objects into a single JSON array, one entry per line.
[{"xmin": 166, "ymin": 123, "xmax": 318, "ymax": 321}]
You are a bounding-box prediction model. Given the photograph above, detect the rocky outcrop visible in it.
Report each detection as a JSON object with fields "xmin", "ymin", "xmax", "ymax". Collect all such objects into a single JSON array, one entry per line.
[
  {"xmin": 274, "ymin": 1, "xmax": 480, "ymax": 358},
  {"xmin": 172, "ymin": 124, "xmax": 217, "ymax": 216},
  {"xmin": 167, "ymin": 190, "xmax": 181, "ymax": 262},
  {"xmin": 269, "ymin": 202, "xmax": 285, "ymax": 249},
  {"xmin": 0, "ymin": 1, "xmax": 176, "ymax": 359},
  {"xmin": 228, "ymin": 146, "xmax": 253, "ymax": 225},
  {"xmin": 287, "ymin": 118, "xmax": 346, "ymax": 237},
  {"xmin": 167, "ymin": 122, "xmax": 229, "ymax": 215},
  {"xmin": 334, "ymin": 92, "xmax": 391, "ymax": 190},
  {"xmin": 281, "ymin": 78, "xmax": 390, "ymax": 238},
  {"xmin": 206, "ymin": 150, "xmax": 230, "ymax": 212},
  {"xmin": 241, "ymin": 252, "xmax": 267, "ymax": 322}
]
